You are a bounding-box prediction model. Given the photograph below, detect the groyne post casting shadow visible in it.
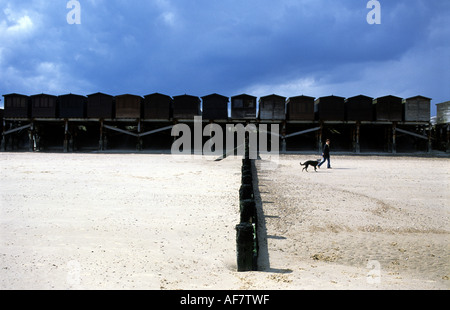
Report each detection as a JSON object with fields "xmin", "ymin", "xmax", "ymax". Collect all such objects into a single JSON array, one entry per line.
[
  {"xmin": 251, "ymin": 159, "xmax": 293, "ymax": 274},
  {"xmin": 251, "ymin": 159, "xmax": 271, "ymax": 271}
]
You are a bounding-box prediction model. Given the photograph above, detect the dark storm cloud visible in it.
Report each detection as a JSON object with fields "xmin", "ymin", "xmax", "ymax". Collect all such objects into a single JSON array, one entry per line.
[{"xmin": 0, "ymin": 0, "xmax": 449, "ymax": 115}]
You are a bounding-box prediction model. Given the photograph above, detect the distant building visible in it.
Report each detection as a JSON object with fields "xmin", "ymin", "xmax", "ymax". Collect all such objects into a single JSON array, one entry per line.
[
  {"xmin": 345, "ymin": 95, "xmax": 374, "ymax": 121},
  {"xmin": 403, "ymin": 96, "xmax": 431, "ymax": 122},
  {"xmin": 87, "ymin": 92, "xmax": 114, "ymax": 119},
  {"xmin": 314, "ymin": 95, "xmax": 345, "ymax": 121},
  {"xmin": 286, "ymin": 95, "xmax": 315, "ymax": 121},
  {"xmin": 31, "ymin": 94, "xmax": 58, "ymax": 118},
  {"xmin": 115, "ymin": 94, "xmax": 143, "ymax": 119},
  {"xmin": 202, "ymin": 93, "xmax": 229, "ymax": 120},
  {"xmin": 172, "ymin": 94, "xmax": 201, "ymax": 119},
  {"xmin": 231, "ymin": 94, "xmax": 257, "ymax": 119},
  {"xmin": 143, "ymin": 93, "xmax": 173, "ymax": 120},
  {"xmin": 373, "ymin": 95, "xmax": 403, "ymax": 121},
  {"xmin": 259, "ymin": 94, "xmax": 286, "ymax": 120},
  {"xmin": 436, "ymin": 101, "xmax": 450, "ymax": 124}
]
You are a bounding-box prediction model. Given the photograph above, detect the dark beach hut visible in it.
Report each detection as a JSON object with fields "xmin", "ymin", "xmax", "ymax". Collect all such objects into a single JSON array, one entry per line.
[
  {"xmin": 436, "ymin": 101, "xmax": 450, "ymax": 125},
  {"xmin": 3, "ymin": 93, "xmax": 30, "ymax": 118},
  {"xmin": 259, "ymin": 94, "xmax": 286, "ymax": 120},
  {"xmin": 231, "ymin": 94, "xmax": 257, "ymax": 119},
  {"xmin": 87, "ymin": 92, "xmax": 114, "ymax": 119},
  {"xmin": 58, "ymin": 94, "xmax": 86, "ymax": 118},
  {"xmin": 115, "ymin": 94, "xmax": 142, "ymax": 119},
  {"xmin": 30, "ymin": 94, "xmax": 58, "ymax": 118},
  {"xmin": 345, "ymin": 95, "xmax": 374, "ymax": 121},
  {"xmin": 172, "ymin": 94, "xmax": 201, "ymax": 119},
  {"xmin": 143, "ymin": 93, "xmax": 173, "ymax": 120},
  {"xmin": 373, "ymin": 95, "xmax": 403, "ymax": 121},
  {"xmin": 314, "ymin": 95, "xmax": 345, "ymax": 121},
  {"xmin": 286, "ymin": 95, "xmax": 315, "ymax": 121},
  {"xmin": 201, "ymin": 93, "xmax": 229, "ymax": 120},
  {"xmin": 403, "ymin": 95, "xmax": 431, "ymax": 122}
]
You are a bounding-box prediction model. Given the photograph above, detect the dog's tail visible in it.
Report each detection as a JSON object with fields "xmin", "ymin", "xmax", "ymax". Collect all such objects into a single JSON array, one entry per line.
[{"xmin": 300, "ymin": 162, "xmax": 305, "ymax": 166}]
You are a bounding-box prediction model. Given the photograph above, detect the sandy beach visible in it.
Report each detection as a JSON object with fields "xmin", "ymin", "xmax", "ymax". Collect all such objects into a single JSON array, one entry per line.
[
  {"xmin": 254, "ymin": 154, "xmax": 449, "ymax": 290},
  {"xmin": 0, "ymin": 152, "xmax": 449, "ymax": 290}
]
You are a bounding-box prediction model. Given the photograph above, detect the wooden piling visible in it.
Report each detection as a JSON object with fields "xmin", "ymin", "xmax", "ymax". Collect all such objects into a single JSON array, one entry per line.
[
  {"xmin": 64, "ymin": 120, "xmax": 69, "ymax": 153},
  {"xmin": 355, "ymin": 122, "xmax": 360, "ymax": 153},
  {"xmin": 99, "ymin": 120, "xmax": 104, "ymax": 151},
  {"xmin": 240, "ymin": 199, "xmax": 256, "ymax": 223},
  {"xmin": 392, "ymin": 122, "xmax": 397, "ymax": 154},
  {"xmin": 239, "ymin": 184, "xmax": 253, "ymax": 201},
  {"xmin": 236, "ymin": 222, "xmax": 254, "ymax": 272}
]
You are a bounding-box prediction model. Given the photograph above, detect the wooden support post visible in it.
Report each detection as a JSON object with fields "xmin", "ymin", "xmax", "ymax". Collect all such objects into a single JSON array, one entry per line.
[
  {"xmin": 137, "ymin": 119, "xmax": 142, "ymax": 151},
  {"xmin": 281, "ymin": 121, "xmax": 286, "ymax": 153},
  {"xmin": 355, "ymin": 122, "xmax": 361, "ymax": 153},
  {"xmin": 236, "ymin": 222, "xmax": 254, "ymax": 272},
  {"xmin": 34, "ymin": 123, "xmax": 40, "ymax": 151},
  {"xmin": 69, "ymin": 124, "xmax": 74, "ymax": 152},
  {"xmin": 281, "ymin": 138, "xmax": 286, "ymax": 153},
  {"xmin": 239, "ymin": 184, "xmax": 253, "ymax": 200},
  {"xmin": 240, "ymin": 199, "xmax": 256, "ymax": 224},
  {"xmin": 99, "ymin": 120, "xmax": 104, "ymax": 151},
  {"xmin": 64, "ymin": 120, "xmax": 69, "ymax": 153},
  {"xmin": 28, "ymin": 121, "xmax": 35, "ymax": 152},
  {"xmin": 392, "ymin": 122, "xmax": 397, "ymax": 154},
  {"xmin": 7, "ymin": 122, "xmax": 12, "ymax": 151},
  {"xmin": 352, "ymin": 127, "xmax": 356, "ymax": 152},
  {"xmin": 104, "ymin": 134, "xmax": 108, "ymax": 150},
  {"xmin": 317, "ymin": 123, "xmax": 323, "ymax": 154},
  {"xmin": 446, "ymin": 124, "xmax": 450, "ymax": 153},
  {"xmin": 204, "ymin": 120, "xmax": 214, "ymax": 153},
  {"xmin": 1, "ymin": 119, "xmax": 6, "ymax": 151},
  {"xmin": 172, "ymin": 120, "xmax": 178, "ymax": 145},
  {"xmin": 428, "ymin": 123, "xmax": 432, "ymax": 153}
]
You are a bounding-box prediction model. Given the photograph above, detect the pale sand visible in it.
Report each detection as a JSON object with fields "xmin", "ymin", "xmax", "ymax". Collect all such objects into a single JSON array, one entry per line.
[
  {"xmin": 0, "ymin": 152, "xmax": 449, "ymax": 290},
  {"xmin": 254, "ymin": 155, "xmax": 449, "ymax": 290}
]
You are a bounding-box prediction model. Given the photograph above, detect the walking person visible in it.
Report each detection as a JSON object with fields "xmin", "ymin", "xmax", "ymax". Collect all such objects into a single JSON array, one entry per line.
[{"xmin": 318, "ymin": 139, "xmax": 331, "ymax": 169}]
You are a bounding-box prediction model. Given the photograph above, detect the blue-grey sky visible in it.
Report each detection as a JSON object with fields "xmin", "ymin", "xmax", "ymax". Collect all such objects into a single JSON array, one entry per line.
[{"xmin": 1, "ymin": 0, "xmax": 449, "ymax": 115}]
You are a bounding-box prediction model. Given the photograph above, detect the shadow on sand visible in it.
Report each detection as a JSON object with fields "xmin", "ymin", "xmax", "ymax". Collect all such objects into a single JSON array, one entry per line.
[{"xmin": 251, "ymin": 160, "xmax": 293, "ymax": 274}]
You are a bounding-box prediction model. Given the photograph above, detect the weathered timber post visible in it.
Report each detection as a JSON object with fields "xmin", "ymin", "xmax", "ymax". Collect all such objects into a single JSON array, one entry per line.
[
  {"xmin": 447, "ymin": 125, "xmax": 450, "ymax": 153},
  {"xmin": 236, "ymin": 222, "xmax": 254, "ymax": 272},
  {"xmin": 281, "ymin": 121, "xmax": 287, "ymax": 153},
  {"xmin": 99, "ymin": 119, "xmax": 104, "ymax": 151},
  {"xmin": 69, "ymin": 124, "xmax": 74, "ymax": 152},
  {"xmin": 317, "ymin": 122, "xmax": 323, "ymax": 154},
  {"xmin": 355, "ymin": 122, "xmax": 361, "ymax": 153},
  {"xmin": 241, "ymin": 173, "xmax": 252, "ymax": 185},
  {"xmin": 427, "ymin": 123, "xmax": 432, "ymax": 153},
  {"xmin": 392, "ymin": 122, "xmax": 397, "ymax": 154},
  {"xmin": 137, "ymin": 119, "xmax": 143, "ymax": 151},
  {"xmin": 28, "ymin": 121, "xmax": 35, "ymax": 152},
  {"xmin": 236, "ymin": 131, "xmax": 258, "ymax": 272},
  {"xmin": 1, "ymin": 119, "xmax": 6, "ymax": 151},
  {"xmin": 240, "ymin": 199, "xmax": 255, "ymax": 224},
  {"xmin": 64, "ymin": 120, "xmax": 69, "ymax": 153},
  {"xmin": 239, "ymin": 184, "xmax": 253, "ymax": 200}
]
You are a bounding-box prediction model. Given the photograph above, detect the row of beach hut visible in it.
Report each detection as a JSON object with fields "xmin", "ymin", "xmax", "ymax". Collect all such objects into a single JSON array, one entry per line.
[{"xmin": 2, "ymin": 92, "xmax": 432, "ymax": 122}]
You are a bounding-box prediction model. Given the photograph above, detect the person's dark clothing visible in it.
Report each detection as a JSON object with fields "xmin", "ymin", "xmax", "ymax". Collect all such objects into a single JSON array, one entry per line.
[
  {"xmin": 323, "ymin": 143, "xmax": 330, "ymax": 157},
  {"xmin": 318, "ymin": 143, "xmax": 331, "ymax": 168}
]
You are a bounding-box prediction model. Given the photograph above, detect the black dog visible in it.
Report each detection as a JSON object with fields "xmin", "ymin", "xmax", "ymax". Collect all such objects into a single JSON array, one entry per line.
[{"xmin": 300, "ymin": 160, "xmax": 320, "ymax": 172}]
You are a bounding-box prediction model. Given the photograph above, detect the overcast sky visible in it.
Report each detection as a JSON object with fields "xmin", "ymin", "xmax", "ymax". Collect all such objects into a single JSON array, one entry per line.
[{"xmin": 1, "ymin": 0, "xmax": 449, "ymax": 115}]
